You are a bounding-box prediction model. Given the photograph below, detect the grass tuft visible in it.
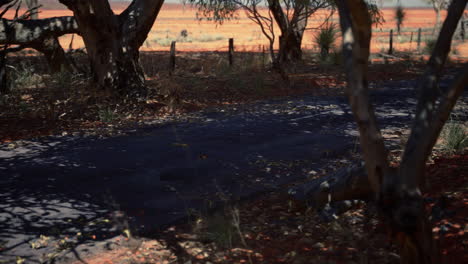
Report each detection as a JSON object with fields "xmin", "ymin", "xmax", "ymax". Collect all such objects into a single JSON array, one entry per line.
[{"xmin": 441, "ymin": 122, "xmax": 468, "ymax": 153}]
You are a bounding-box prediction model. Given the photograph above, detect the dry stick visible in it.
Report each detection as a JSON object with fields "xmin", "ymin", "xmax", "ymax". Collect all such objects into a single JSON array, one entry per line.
[
  {"xmin": 169, "ymin": 40, "xmax": 176, "ymax": 74},
  {"xmin": 228, "ymin": 38, "xmax": 234, "ymax": 66},
  {"xmin": 388, "ymin": 29, "xmax": 393, "ymax": 55},
  {"xmin": 417, "ymin": 28, "xmax": 422, "ymax": 51}
]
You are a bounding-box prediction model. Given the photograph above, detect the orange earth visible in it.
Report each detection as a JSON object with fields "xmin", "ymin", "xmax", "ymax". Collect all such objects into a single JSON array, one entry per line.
[{"xmin": 5, "ymin": 4, "xmax": 468, "ymax": 56}]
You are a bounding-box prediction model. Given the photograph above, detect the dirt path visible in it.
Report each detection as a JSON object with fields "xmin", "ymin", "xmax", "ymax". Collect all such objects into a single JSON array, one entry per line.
[{"xmin": 0, "ymin": 79, "xmax": 466, "ymax": 263}]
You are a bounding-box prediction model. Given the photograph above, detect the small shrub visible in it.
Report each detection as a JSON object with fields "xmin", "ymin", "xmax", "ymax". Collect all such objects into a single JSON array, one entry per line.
[
  {"xmin": 441, "ymin": 122, "xmax": 468, "ymax": 153},
  {"xmin": 153, "ymin": 38, "xmax": 174, "ymax": 47},
  {"xmin": 314, "ymin": 23, "xmax": 339, "ymax": 61},
  {"xmin": 11, "ymin": 63, "xmax": 39, "ymax": 88},
  {"xmin": 98, "ymin": 107, "xmax": 118, "ymax": 123},
  {"xmin": 395, "ymin": 5, "xmax": 406, "ymax": 34},
  {"xmin": 329, "ymin": 49, "xmax": 343, "ymax": 65},
  {"xmin": 195, "ymin": 212, "xmax": 239, "ymax": 249},
  {"xmin": 424, "ymin": 38, "xmax": 437, "ymax": 54},
  {"xmin": 180, "ymin": 29, "xmax": 188, "ymax": 38},
  {"xmin": 319, "ymin": 48, "xmax": 342, "ymax": 65}
]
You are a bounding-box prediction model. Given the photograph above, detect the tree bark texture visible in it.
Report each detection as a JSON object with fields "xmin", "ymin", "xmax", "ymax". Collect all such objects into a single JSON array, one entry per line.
[
  {"xmin": 59, "ymin": 0, "xmax": 165, "ymax": 96},
  {"xmin": 334, "ymin": 0, "xmax": 467, "ymax": 263},
  {"xmin": 0, "ymin": 16, "xmax": 78, "ymax": 72}
]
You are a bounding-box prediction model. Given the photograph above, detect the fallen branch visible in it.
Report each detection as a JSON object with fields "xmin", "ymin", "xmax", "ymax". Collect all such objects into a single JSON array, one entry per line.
[{"xmin": 289, "ymin": 164, "xmax": 372, "ymax": 209}]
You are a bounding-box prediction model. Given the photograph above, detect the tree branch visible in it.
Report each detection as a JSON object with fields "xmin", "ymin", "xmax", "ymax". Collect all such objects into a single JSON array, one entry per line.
[
  {"xmin": 119, "ymin": 0, "xmax": 165, "ymax": 49},
  {"xmin": 0, "ymin": 16, "xmax": 78, "ymax": 45},
  {"xmin": 400, "ymin": 0, "xmax": 467, "ymax": 188},
  {"xmin": 335, "ymin": 0, "xmax": 390, "ymax": 195}
]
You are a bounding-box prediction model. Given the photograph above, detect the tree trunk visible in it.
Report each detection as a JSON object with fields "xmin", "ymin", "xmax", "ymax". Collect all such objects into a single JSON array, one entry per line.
[
  {"xmin": 267, "ymin": 0, "xmax": 306, "ymax": 64},
  {"xmin": 278, "ymin": 30, "xmax": 304, "ymax": 63},
  {"xmin": 0, "ymin": 50, "xmax": 8, "ymax": 95},
  {"xmin": 73, "ymin": 14, "xmax": 145, "ymax": 95},
  {"xmin": 32, "ymin": 36, "xmax": 74, "ymax": 73},
  {"xmin": 434, "ymin": 9, "xmax": 441, "ymax": 33},
  {"xmin": 336, "ymin": 0, "xmax": 467, "ymax": 263},
  {"xmin": 59, "ymin": 0, "xmax": 164, "ymax": 96}
]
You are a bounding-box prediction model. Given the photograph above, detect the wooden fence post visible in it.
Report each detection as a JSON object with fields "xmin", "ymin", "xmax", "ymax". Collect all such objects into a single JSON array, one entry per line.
[
  {"xmin": 262, "ymin": 45, "xmax": 265, "ymax": 70},
  {"xmin": 169, "ymin": 41, "xmax": 176, "ymax": 73},
  {"xmin": 228, "ymin": 38, "xmax": 234, "ymax": 66},
  {"xmin": 388, "ymin": 29, "xmax": 393, "ymax": 55},
  {"xmin": 417, "ymin": 28, "xmax": 422, "ymax": 51},
  {"xmin": 410, "ymin": 32, "xmax": 413, "ymax": 47}
]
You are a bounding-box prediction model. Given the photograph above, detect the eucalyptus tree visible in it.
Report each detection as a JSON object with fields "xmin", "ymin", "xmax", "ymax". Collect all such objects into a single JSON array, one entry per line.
[
  {"xmin": 334, "ymin": 0, "xmax": 467, "ymax": 263},
  {"xmin": 425, "ymin": 0, "xmax": 450, "ymax": 31},
  {"xmin": 188, "ymin": 0, "xmax": 333, "ymax": 65},
  {"xmin": 58, "ymin": 0, "xmax": 165, "ymax": 96},
  {"xmin": 395, "ymin": 3, "xmax": 405, "ymax": 34}
]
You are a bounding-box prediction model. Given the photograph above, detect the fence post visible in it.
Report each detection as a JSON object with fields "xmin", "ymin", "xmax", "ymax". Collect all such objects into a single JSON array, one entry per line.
[
  {"xmin": 410, "ymin": 31, "xmax": 413, "ymax": 47},
  {"xmin": 228, "ymin": 38, "xmax": 234, "ymax": 66},
  {"xmin": 169, "ymin": 41, "xmax": 176, "ymax": 73},
  {"xmin": 262, "ymin": 45, "xmax": 265, "ymax": 70},
  {"xmin": 417, "ymin": 28, "xmax": 422, "ymax": 51},
  {"xmin": 388, "ymin": 29, "xmax": 393, "ymax": 55}
]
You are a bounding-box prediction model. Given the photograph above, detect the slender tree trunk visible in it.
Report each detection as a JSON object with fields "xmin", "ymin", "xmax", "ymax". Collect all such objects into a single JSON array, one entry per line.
[
  {"xmin": 0, "ymin": 50, "xmax": 8, "ymax": 95},
  {"xmin": 434, "ymin": 9, "xmax": 441, "ymax": 33}
]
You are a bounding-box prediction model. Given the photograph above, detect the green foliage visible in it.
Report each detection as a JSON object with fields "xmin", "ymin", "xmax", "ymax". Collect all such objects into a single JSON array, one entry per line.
[
  {"xmin": 180, "ymin": 29, "xmax": 189, "ymax": 38},
  {"xmin": 98, "ymin": 107, "xmax": 118, "ymax": 123},
  {"xmin": 395, "ymin": 5, "xmax": 406, "ymax": 32},
  {"xmin": 198, "ymin": 213, "xmax": 238, "ymax": 248},
  {"xmin": 441, "ymin": 122, "xmax": 468, "ymax": 153},
  {"xmin": 366, "ymin": 0, "xmax": 385, "ymax": 27},
  {"xmin": 314, "ymin": 23, "xmax": 339, "ymax": 60},
  {"xmin": 11, "ymin": 62, "xmax": 39, "ymax": 89},
  {"xmin": 186, "ymin": 0, "xmax": 239, "ymax": 23}
]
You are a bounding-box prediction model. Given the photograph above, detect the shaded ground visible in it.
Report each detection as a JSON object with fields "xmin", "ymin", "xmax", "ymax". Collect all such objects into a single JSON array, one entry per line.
[
  {"xmin": 0, "ymin": 75, "xmax": 466, "ymax": 263},
  {"xmin": 0, "ymin": 52, "xmax": 435, "ymax": 143},
  {"xmin": 74, "ymin": 153, "xmax": 466, "ymax": 264}
]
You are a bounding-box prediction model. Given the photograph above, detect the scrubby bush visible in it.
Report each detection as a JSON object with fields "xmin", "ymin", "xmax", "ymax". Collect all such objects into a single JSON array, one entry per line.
[{"xmin": 314, "ymin": 23, "xmax": 339, "ymax": 61}]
